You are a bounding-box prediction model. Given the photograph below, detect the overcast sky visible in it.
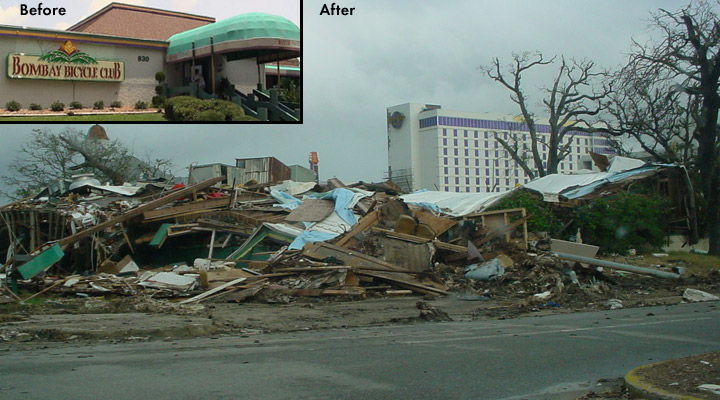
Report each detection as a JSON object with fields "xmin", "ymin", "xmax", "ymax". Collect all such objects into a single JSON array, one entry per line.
[{"xmin": 0, "ymin": 0, "xmax": 697, "ymax": 202}]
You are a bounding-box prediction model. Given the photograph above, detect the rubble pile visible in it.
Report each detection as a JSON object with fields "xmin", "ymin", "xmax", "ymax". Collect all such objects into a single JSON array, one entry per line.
[{"xmin": 0, "ymin": 174, "xmax": 717, "ymax": 314}]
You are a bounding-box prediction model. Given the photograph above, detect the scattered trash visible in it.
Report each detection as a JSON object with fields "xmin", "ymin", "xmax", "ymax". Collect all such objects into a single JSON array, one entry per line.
[
  {"xmin": 605, "ymin": 299, "xmax": 623, "ymax": 309},
  {"xmin": 465, "ymin": 258, "xmax": 505, "ymax": 281},
  {"xmin": 683, "ymin": 288, "xmax": 720, "ymax": 302},
  {"xmin": 697, "ymin": 384, "xmax": 720, "ymax": 395}
]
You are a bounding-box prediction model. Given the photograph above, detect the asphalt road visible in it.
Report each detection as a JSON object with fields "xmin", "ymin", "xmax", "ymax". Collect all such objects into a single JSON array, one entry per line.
[{"xmin": 1, "ymin": 302, "xmax": 718, "ymax": 400}]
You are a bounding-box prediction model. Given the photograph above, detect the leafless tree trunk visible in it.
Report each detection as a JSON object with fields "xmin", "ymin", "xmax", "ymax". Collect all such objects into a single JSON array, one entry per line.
[{"xmin": 481, "ymin": 52, "xmax": 609, "ymax": 178}]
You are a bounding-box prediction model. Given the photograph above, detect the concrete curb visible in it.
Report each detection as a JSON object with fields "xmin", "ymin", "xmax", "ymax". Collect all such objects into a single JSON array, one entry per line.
[{"xmin": 625, "ymin": 361, "xmax": 708, "ymax": 400}]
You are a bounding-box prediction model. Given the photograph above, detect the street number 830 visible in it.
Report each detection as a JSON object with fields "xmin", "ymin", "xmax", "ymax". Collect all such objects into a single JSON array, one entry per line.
[{"xmin": 137, "ymin": 56, "xmax": 150, "ymax": 62}]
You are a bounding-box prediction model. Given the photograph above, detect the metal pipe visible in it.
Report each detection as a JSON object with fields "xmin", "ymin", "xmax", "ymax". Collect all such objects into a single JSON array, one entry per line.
[{"xmin": 554, "ymin": 252, "xmax": 681, "ymax": 279}]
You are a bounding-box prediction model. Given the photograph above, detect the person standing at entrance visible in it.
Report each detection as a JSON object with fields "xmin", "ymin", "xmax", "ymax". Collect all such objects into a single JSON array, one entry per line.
[{"xmin": 193, "ymin": 68, "xmax": 206, "ymax": 93}]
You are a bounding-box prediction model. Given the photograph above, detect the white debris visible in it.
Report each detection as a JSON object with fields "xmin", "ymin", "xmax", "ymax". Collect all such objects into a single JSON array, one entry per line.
[
  {"xmin": 533, "ymin": 291, "xmax": 552, "ymax": 300},
  {"xmin": 698, "ymin": 384, "xmax": 720, "ymax": 395},
  {"xmin": 138, "ymin": 272, "xmax": 197, "ymax": 292},
  {"xmin": 605, "ymin": 299, "xmax": 624, "ymax": 309},
  {"xmin": 683, "ymin": 288, "xmax": 720, "ymax": 302}
]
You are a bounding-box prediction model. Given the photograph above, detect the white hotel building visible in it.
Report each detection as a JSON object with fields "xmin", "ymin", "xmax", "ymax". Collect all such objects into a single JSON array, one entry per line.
[{"xmin": 386, "ymin": 103, "xmax": 615, "ymax": 193}]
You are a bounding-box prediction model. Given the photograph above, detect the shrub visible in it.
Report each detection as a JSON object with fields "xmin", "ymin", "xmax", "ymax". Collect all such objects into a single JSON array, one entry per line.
[
  {"xmin": 196, "ymin": 110, "xmax": 226, "ymax": 121},
  {"xmin": 151, "ymin": 96, "xmax": 167, "ymax": 109},
  {"xmin": 29, "ymin": 103, "xmax": 42, "ymax": 111},
  {"xmin": 488, "ymin": 190, "xmax": 563, "ymax": 235},
  {"xmin": 134, "ymin": 100, "xmax": 148, "ymax": 110},
  {"xmin": 50, "ymin": 101, "xmax": 64, "ymax": 111},
  {"xmin": 155, "ymin": 71, "xmax": 165, "ymax": 83},
  {"xmin": 574, "ymin": 191, "xmax": 670, "ymax": 255},
  {"xmin": 110, "ymin": 100, "xmax": 123, "ymax": 108},
  {"xmin": 165, "ymin": 96, "xmax": 258, "ymax": 121},
  {"xmin": 69, "ymin": 101, "xmax": 83, "ymax": 109},
  {"xmin": 93, "ymin": 100, "xmax": 105, "ymax": 110},
  {"xmin": 5, "ymin": 100, "xmax": 21, "ymax": 112}
]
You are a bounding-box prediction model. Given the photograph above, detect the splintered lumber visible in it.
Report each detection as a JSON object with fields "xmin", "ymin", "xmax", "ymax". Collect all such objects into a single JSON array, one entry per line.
[
  {"xmin": 371, "ymin": 227, "xmax": 430, "ymax": 243},
  {"xmin": 334, "ymin": 210, "xmax": 381, "ymax": 247},
  {"xmin": 355, "ymin": 271, "xmax": 448, "ymax": 296},
  {"xmin": 302, "ymin": 242, "xmax": 448, "ymax": 296},
  {"xmin": 475, "ymin": 213, "xmax": 533, "ymax": 247},
  {"xmin": 178, "ymin": 277, "xmax": 247, "ymax": 304},
  {"xmin": 150, "ymin": 223, "xmax": 172, "ymax": 248},
  {"xmin": 21, "ymin": 278, "xmax": 67, "ymax": 303},
  {"xmin": 143, "ymin": 197, "xmax": 231, "ymax": 221},
  {"xmin": 412, "ymin": 210, "xmax": 457, "ymax": 236},
  {"xmin": 58, "ymin": 176, "xmax": 225, "ymax": 248},
  {"xmin": 433, "ymin": 240, "xmax": 468, "ymax": 253}
]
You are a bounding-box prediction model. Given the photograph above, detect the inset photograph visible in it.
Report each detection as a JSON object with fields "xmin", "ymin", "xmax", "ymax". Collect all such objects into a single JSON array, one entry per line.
[{"xmin": 0, "ymin": 1, "xmax": 300, "ymax": 122}]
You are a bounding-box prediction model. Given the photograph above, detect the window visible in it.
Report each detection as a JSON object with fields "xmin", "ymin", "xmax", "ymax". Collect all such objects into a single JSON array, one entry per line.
[
  {"xmin": 464, "ymin": 130, "xmax": 468, "ymax": 137},
  {"xmin": 442, "ymin": 138, "xmax": 447, "ymax": 146},
  {"xmin": 466, "ymin": 187, "xmax": 470, "ymax": 192},
  {"xmin": 465, "ymin": 168, "xmax": 470, "ymax": 175},
  {"xmin": 453, "ymin": 139, "xmax": 458, "ymax": 146},
  {"xmin": 444, "ymin": 167, "xmax": 448, "ymax": 174},
  {"xmin": 474, "ymin": 132, "xmax": 478, "ymax": 138},
  {"xmin": 453, "ymin": 130, "xmax": 458, "ymax": 137},
  {"xmin": 444, "ymin": 177, "xmax": 449, "ymax": 184},
  {"xmin": 443, "ymin": 148, "xmax": 448, "ymax": 155},
  {"xmin": 464, "ymin": 149, "xmax": 469, "ymax": 156},
  {"xmin": 465, "ymin": 159, "xmax": 469, "ymax": 166},
  {"xmin": 445, "ymin": 186, "xmax": 449, "ymax": 191},
  {"xmin": 475, "ymin": 140, "xmax": 479, "ymax": 148},
  {"xmin": 476, "ymin": 178, "xmax": 480, "ymax": 185},
  {"xmin": 485, "ymin": 140, "xmax": 489, "ymax": 148},
  {"xmin": 443, "ymin": 129, "xmax": 447, "ymax": 137},
  {"xmin": 466, "ymin": 177, "xmax": 470, "ymax": 185},
  {"xmin": 475, "ymin": 149, "xmax": 479, "ymax": 157},
  {"xmin": 443, "ymin": 158, "xmax": 448, "ymax": 165},
  {"xmin": 485, "ymin": 160, "xmax": 489, "ymax": 167},
  {"xmin": 475, "ymin": 159, "xmax": 479, "ymax": 166},
  {"xmin": 454, "ymin": 149, "xmax": 458, "ymax": 156},
  {"xmin": 455, "ymin": 167, "xmax": 459, "ymax": 174},
  {"xmin": 486, "ymin": 168, "xmax": 490, "ymax": 175},
  {"xmin": 485, "ymin": 150, "xmax": 489, "ymax": 157},
  {"xmin": 464, "ymin": 140, "xmax": 469, "ymax": 147},
  {"xmin": 455, "ymin": 177, "xmax": 460, "ymax": 184}
]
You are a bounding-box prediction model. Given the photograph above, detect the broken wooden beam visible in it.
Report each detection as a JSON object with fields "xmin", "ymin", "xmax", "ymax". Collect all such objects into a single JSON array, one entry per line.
[
  {"xmin": 143, "ymin": 197, "xmax": 231, "ymax": 221},
  {"xmin": 58, "ymin": 176, "xmax": 225, "ymax": 248}
]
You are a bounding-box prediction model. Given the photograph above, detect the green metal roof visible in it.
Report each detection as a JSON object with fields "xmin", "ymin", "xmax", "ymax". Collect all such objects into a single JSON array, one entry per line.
[{"xmin": 167, "ymin": 13, "xmax": 299, "ymax": 56}]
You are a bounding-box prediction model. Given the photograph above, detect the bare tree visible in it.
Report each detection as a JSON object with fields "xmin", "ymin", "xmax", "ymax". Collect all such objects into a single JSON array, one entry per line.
[
  {"xmin": 1, "ymin": 127, "xmax": 173, "ymax": 200},
  {"xmin": 606, "ymin": 0, "xmax": 720, "ymax": 254},
  {"xmin": 481, "ymin": 52, "xmax": 609, "ymax": 178},
  {"xmin": 598, "ymin": 71, "xmax": 698, "ymax": 166}
]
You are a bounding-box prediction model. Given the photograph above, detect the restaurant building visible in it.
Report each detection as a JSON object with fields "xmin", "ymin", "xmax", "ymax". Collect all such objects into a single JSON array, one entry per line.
[{"xmin": 0, "ymin": 2, "xmax": 300, "ymax": 108}]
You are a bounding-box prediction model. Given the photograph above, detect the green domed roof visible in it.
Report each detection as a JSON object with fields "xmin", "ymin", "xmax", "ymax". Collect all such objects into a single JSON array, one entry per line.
[{"xmin": 167, "ymin": 13, "xmax": 299, "ymax": 57}]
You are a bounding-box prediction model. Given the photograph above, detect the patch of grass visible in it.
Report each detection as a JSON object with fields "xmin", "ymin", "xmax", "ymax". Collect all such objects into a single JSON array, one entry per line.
[
  {"xmin": 635, "ymin": 251, "xmax": 720, "ymax": 275},
  {"xmin": 1, "ymin": 114, "xmax": 167, "ymax": 121}
]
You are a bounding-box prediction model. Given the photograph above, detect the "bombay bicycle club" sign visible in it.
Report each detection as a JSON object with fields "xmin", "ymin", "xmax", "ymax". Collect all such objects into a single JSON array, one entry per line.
[{"xmin": 7, "ymin": 40, "xmax": 125, "ymax": 82}]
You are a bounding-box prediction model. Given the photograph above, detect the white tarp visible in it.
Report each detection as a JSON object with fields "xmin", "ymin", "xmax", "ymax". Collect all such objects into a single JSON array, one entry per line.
[
  {"xmin": 400, "ymin": 190, "xmax": 509, "ymax": 216},
  {"xmin": 607, "ymin": 156, "xmax": 646, "ymax": 173},
  {"xmin": 523, "ymin": 173, "xmax": 610, "ymax": 202}
]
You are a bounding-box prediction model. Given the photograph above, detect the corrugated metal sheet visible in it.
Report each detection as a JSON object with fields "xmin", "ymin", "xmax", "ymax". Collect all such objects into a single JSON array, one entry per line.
[{"xmin": 236, "ymin": 157, "xmax": 290, "ymax": 184}]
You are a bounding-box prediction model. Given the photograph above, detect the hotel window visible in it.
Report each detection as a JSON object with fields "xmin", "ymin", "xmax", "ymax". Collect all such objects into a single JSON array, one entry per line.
[
  {"xmin": 495, "ymin": 169, "xmax": 499, "ymax": 175},
  {"xmin": 475, "ymin": 159, "xmax": 479, "ymax": 166},
  {"xmin": 444, "ymin": 167, "xmax": 449, "ymax": 174},
  {"xmin": 465, "ymin": 168, "xmax": 470, "ymax": 175},
  {"xmin": 485, "ymin": 159, "xmax": 489, "ymax": 166},
  {"xmin": 505, "ymin": 160, "xmax": 509, "ymax": 167},
  {"xmin": 464, "ymin": 140, "xmax": 469, "ymax": 147},
  {"xmin": 455, "ymin": 167, "xmax": 459, "ymax": 174},
  {"xmin": 443, "ymin": 129, "xmax": 447, "ymax": 137},
  {"xmin": 466, "ymin": 187, "xmax": 470, "ymax": 192},
  {"xmin": 443, "ymin": 138, "xmax": 447, "ymax": 146},
  {"xmin": 485, "ymin": 178, "xmax": 490, "ymax": 185},
  {"xmin": 453, "ymin": 139, "xmax": 458, "ymax": 146},
  {"xmin": 474, "ymin": 140, "xmax": 479, "ymax": 148},
  {"xmin": 485, "ymin": 150, "xmax": 489, "ymax": 157},
  {"xmin": 505, "ymin": 179, "xmax": 510, "ymax": 185},
  {"xmin": 445, "ymin": 186, "xmax": 449, "ymax": 191},
  {"xmin": 455, "ymin": 177, "xmax": 460, "ymax": 184},
  {"xmin": 465, "ymin": 159, "xmax": 469, "ymax": 166},
  {"xmin": 561, "ymin": 163, "xmax": 564, "ymax": 169},
  {"xmin": 455, "ymin": 187, "xmax": 460, "ymax": 192},
  {"xmin": 464, "ymin": 149, "xmax": 469, "ymax": 156},
  {"xmin": 443, "ymin": 158, "xmax": 448, "ymax": 165},
  {"xmin": 466, "ymin": 177, "xmax": 470, "ymax": 185},
  {"xmin": 484, "ymin": 131, "xmax": 488, "ymax": 138},
  {"xmin": 454, "ymin": 158, "xmax": 459, "ymax": 165},
  {"xmin": 474, "ymin": 149, "xmax": 479, "ymax": 157},
  {"xmin": 515, "ymin": 170, "xmax": 518, "ymax": 177},
  {"xmin": 464, "ymin": 130, "xmax": 468, "ymax": 137},
  {"xmin": 484, "ymin": 140, "xmax": 489, "ymax": 148},
  {"xmin": 474, "ymin": 132, "xmax": 478, "ymax": 138},
  {"xmin": 495, "ymin": 151, "xmax": 499, "ymax": 157},
  {"xmin": 494, "ymin": 142, "xmax": 499, "ymax": 148},
  {"xmin": 454, "ymin": 149, "xmax": 458, "ymax": 156},
  {"xmin": 486, "ymin": 168, "xmax": 490, "ymax": 175},
  {"xmin": 443, "ymin": 148, "xmax": 448, "ymax": 155},
  {"xmin": 476, "ymin": 187, "xmax": 481, "ymax": 192},
  {"xmin": 577, "ymin": 146, "xmax": 580, "ymax": 153},
  {"xmin": 444, "ymin": 177, "xmax": 449, "ymax": 184},
  {"xmin": 453, "ymin": 130, "xmax": 458, "ymax": 137}
]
